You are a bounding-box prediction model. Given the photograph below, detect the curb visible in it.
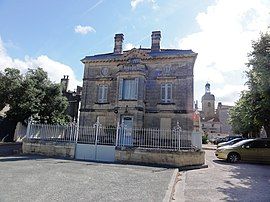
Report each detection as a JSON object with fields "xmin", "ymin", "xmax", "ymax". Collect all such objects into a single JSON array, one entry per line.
[
  {"xmin": 178, "ymin": 164, "xmax": 208, "ymax": 171},
  {"xmin": 172, "ymin": 171, "xmax": 186, "ymax": 201},
  {"xmin": 163, "ymin": 168, "xmax": 179, "ymax": 202}
]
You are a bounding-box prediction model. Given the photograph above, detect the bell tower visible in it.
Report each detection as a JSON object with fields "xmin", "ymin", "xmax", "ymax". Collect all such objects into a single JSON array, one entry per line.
[{"xmin": 201, "ymin": 82, "xmax": 215, "ymax": 120}]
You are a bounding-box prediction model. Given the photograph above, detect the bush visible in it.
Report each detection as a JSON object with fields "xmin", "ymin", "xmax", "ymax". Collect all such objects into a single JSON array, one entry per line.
[{"xmin": 202, "ymin": 136, "xmax": 208, "ymax": 144}]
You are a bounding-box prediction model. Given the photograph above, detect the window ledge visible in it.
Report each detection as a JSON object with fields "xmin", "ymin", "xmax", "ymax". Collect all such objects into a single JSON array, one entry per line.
[
  {"xmin": 119, "ymin": 99, "xmax": 138, "ymax": 101},
  {"xmin": 95, "ymin": 102, "xmax": 110, "ymax": 105},
  {"xmin": 157, "ymin": 102, "xmax": 175, "ymax": 105}
]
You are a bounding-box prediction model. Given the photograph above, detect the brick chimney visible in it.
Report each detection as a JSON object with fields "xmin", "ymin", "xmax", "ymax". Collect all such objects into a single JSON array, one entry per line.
[
  {"xmin": 114, "ymin": 33, "xmax": 124, "ymax": 54},
  {"xmin": 151, "ymin": 31, "xmax": 161, "ymax": 52}
]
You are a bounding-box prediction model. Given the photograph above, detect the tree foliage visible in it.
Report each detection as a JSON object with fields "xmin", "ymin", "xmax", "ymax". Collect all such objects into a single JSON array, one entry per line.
[
  {"xmin": 0, "ymin": 68, "xmax": 70, "ymax": 125},
  {"xmin": 229, "ymin": 31, "xmax": 270, "ymax": 137},
  {"xmin": 229, "ymin": 91, "xmax": 261, "ymax": 137}
]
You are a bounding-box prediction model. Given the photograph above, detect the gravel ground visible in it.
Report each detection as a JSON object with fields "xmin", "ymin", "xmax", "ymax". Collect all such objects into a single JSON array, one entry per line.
[{"xmin": 0, "ymin": 155, "xmax": 176, "ymax": 202}]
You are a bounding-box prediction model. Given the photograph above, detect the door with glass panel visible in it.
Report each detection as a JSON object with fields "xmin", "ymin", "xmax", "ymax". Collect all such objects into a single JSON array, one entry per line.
[{"xmin": 120, "ymin": 116, "xmax": 133, "ymax": 146}]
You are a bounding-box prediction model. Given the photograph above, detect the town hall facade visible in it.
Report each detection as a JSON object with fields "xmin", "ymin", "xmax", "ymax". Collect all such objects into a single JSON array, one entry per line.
[{"xmin": 80, "ymin": 31, "xmax": 197, "ymax": 130}]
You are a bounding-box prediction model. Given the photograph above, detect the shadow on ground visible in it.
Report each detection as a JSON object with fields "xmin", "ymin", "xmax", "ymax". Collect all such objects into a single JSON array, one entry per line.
[
  {"xmin": 214, "ymin": 159, "xmax": 270, "ymax": 201},
  {"xmin": 0, "ymin": 155, "xmax": 47, "ymax": 162}
]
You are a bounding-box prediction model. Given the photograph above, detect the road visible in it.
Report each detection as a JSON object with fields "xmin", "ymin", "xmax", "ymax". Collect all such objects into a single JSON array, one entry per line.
[
  {"xmin": 0, "ymin": 155, "xmax": 176, "ymax": 202},
  {"xmin": 173, "ymin": 150, "xmax": 270, "ymax": 202}
]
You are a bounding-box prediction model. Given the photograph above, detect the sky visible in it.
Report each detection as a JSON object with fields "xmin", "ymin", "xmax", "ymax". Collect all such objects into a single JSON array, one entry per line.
[{"xmin": 0, "ymin": 0, "xmax": 269, "ymax": 108}]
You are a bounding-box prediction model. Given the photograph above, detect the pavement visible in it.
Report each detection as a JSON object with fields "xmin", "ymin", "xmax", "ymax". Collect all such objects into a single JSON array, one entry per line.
[
  {"xmin": 2, "ymin": 149, "xmax": 270, "ymax": 202},
  {"xmin": 202, "ymin": 143, "xmax": 217, "ymax": 150},
  {"xmin": 0, "ymin": 155, "xmax": 177, "ymax": 202},
  {"xmin": 173, "ymin": 150, "xmax": 270, "ymax": 202}
]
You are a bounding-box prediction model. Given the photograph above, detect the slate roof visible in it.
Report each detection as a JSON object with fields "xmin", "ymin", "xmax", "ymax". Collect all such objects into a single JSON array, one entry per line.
[{"xmin": 81, "ymin": 48, "xmax": 196, "ymax": 61}]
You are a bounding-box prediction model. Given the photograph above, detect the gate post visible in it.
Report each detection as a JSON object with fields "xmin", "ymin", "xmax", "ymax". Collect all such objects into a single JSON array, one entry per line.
[
  {"xmin": 115, "ymin": 122, "xmax": 120, "ymax": 147},
  {"xmin": 174, "ymin": 121, "xmax": 182, "ymax": 151},
  {"xmin": 94, "ymin": 117, "xmax": 102, "ymax": 160}
]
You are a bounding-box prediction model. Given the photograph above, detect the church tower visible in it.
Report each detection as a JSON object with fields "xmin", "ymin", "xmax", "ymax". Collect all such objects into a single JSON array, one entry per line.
[{"xmin": 201, "ymin": 82, "xmax": 215, "ymax": 120}]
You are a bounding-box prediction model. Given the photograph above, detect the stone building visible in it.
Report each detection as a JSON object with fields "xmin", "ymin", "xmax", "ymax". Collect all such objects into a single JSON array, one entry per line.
[
  {"xmin": 79, "ymin": 31, "xmax": 197, "ymax": 130},
  {"xmin": 200, "ymin": 82, "xmax": 233, "ymax": 137},
  {"xmin": 201, "ymin": 82, "xmax": 215, "ymax": 120},
  {"xmin": 216, "ymin": 102, "xmax": 232, "ymax": 134},
  {"xmin": 60, "ymin": 75, "xmax": 82, "ymax": 123}
]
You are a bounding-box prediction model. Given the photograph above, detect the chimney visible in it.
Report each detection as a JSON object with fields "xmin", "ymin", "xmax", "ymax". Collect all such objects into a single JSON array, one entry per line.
[
  {"xmin": 114, "ymin": 33, "xmax": 124, "ymax": 54},
  {"xmin": 60, "ymin": 75, "xmax": 69, "ymax": 92},
  {"xmin": 151, "ymin": 31, "xmax": 161, "ymax": 52}
]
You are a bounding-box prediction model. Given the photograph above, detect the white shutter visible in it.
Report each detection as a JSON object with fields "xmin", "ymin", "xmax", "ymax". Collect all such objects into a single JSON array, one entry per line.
[
  {"xmin": 167, "ymin": 83, "xmax": 172, "ymax": 102},
  {"xmin": 98, "ymin": 85, "xmax": 103, "ymax": 102},
  {"xmin": 134, "ymin": 78, "xmax": 139, "ymax": 99},
  {"xmin": 161, "ymin": 84, "xmax": 166, "ymax": 102},
  {"xmin": 103, "ymin": 85, "xmax": 108, "ymax": 102},
  {"xmin": 118, "ymin": 78, "xmax": 123, "ymax": 100}
]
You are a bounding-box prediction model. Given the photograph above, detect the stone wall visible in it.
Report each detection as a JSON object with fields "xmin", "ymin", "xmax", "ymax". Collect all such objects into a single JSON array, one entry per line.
[
  {"xmin": 22, "ymin": 141, "xmax": 75, "ymax": 159},
  {"xmin": 115, "ymin": 148, "xmax": 205, "ymax": 167},
  {"xmin": 22, "ymin": 141, "xmax": 204, "ymax": 167}
]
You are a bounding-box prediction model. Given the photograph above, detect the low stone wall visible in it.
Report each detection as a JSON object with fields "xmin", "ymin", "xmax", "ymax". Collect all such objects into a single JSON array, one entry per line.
[
  {"xmin": 22, "ymin": 140, "xmax": 75, "ymax": 159},
  {"xmin": 115, "ymin": 148, "xmax": 205, "ymax": 167},
  {"xmin": 22, "ymin": 141, "xmax": 205, "ymax": 167}
]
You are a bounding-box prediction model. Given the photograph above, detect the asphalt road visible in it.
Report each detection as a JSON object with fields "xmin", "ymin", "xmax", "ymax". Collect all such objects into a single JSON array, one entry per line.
[
  {"xmin": 0, "ymin": 155, "xmax": 176, "ymax": 202},
  {"xmin": 173, "ymin": 150, "xmax": 270, "ymax": 202}
]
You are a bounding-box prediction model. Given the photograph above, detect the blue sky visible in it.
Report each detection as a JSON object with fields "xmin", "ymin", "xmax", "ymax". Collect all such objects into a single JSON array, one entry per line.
[{"xmin": 0, "ymin": 0, "xmax": 269, "ymax": 107}]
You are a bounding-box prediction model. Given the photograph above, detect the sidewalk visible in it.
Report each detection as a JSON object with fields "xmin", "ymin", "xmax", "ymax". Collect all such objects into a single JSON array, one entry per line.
[
  {"xmin": 172, "ymin": 150, "xmax": 270, "ymax": 201},
  {"xmin": 202, "ymin": 144, "xmax": 216, "ymax": 150}
]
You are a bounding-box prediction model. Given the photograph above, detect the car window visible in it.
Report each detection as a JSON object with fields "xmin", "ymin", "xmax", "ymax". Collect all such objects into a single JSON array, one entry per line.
[
  {"xmin": 246, "ymin": 140, "xmax": 267, "ymax": 148},
  {"xmin": 234, "ymin": 139, "xmax": 253, "ymax": 147}
]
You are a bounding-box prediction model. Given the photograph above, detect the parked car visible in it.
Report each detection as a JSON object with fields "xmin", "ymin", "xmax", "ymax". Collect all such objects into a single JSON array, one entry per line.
[
  {"xmin": 213, "ymin": 135, "xmax": 242, "ymax": 145},
  {"xmin": 215, "ymin": 138, "xmax": 270, "ymax": 163},
  {"xmin": 217, "ymin": 137, "xmax": 245, "ymax": 148}
]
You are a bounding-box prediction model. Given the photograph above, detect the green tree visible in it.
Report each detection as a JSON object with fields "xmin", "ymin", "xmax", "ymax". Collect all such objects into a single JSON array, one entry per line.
[
  {"xmin": 229, "ymin": 31, "xmax": 270, "ymax": 137},
  {"xmin": 229, "ymin": 91, "xmax": 261, "ymax": 137},
  {"xmin": 0, "ymin": 68, "xmax": 70, "ymax": 126}
]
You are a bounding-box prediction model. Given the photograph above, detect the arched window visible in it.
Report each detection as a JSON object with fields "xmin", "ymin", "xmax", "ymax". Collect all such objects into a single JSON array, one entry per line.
[{"xmin": 208, "ymin": 102, "xmax": 211, "ymax": 107}]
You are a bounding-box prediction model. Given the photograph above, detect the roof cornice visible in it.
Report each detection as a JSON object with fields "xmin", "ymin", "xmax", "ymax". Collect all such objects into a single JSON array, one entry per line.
[{"xmin": 81, "ymin": 53, "xmax": 197, "ymax": 64}]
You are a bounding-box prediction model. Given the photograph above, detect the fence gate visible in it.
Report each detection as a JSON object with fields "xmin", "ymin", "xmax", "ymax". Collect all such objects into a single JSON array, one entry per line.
[{"xmin": 75, "ymin": 120, "xmax": 117, "ymax": 162}]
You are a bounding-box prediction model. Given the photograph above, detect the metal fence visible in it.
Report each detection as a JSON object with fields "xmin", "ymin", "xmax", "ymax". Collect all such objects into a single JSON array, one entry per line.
[
  {"xmin": 77, "ymin": 125, "xmax": 117, "ymax": 145},
  {"xmin": 117, "ymin": 126, "xmax": 191, "ymax": 150},
  {"xmin": 26, "ymin": 121, "xmax": 194, "ymax": 150},
  {"xmin": 27, "ymin": 123, "xmax": 77, "ymax": 143}
]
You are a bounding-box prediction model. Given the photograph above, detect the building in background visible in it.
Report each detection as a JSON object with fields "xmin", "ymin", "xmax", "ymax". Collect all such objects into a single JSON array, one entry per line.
[
  {"xmin": 199, "ymin": 83, "xmax": 233, "ymax": 139},
  {"xmin": 60, "ymin": 75, "xmax": 82, "ymax": 123},
  {"xmin": 216, "ymin": 102, "xmax": 232, "ymax": 135},
  {"xmin": 201, "ymin": 82, "xmax": 215, "ymax": 120},
  {"xmin": 80, "ymin": 31, "xmax": 197, "ymax": 130}
]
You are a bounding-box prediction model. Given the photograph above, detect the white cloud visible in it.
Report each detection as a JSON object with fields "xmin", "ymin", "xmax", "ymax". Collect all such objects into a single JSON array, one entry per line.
[
  {"xmin": 0, "ymin": 37, "xmax": 81, "ymax": 91},
  {"xmin": 74, "ymin": 25, "xmax": 96, "ymax": 35},
  {"xmin": 131, "ymin": 0, "xmax": 158, "ymax": 10},
  {"xmin": 177, "ymin": 0, "xmax": 270, "ymax": 105},
  {"xmin": 123, "ymin": 43, "xmax": 136, "ymax": 51},
  {"xmin": 213, "ymin": 84, "xmax": 248, "ymax": 106}
]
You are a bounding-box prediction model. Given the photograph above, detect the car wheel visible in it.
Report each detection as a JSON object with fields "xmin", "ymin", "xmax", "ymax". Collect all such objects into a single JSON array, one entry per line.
[{"xmin": 227, "ymin": 153, "xmax": 240, "ymax": 163}]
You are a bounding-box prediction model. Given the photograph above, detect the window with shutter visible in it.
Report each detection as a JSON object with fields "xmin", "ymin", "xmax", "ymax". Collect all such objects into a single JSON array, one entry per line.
[
  {"xmin": 161, "ymin": 83, "xmax": 173, "ymax": 103},
  {"xmin": 98, "ymin": 85, "xmax": 108, "ymax": 103},
  {"xmin": 119, "ymin": 78, "xmax": 138, "ymax": 100}
]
